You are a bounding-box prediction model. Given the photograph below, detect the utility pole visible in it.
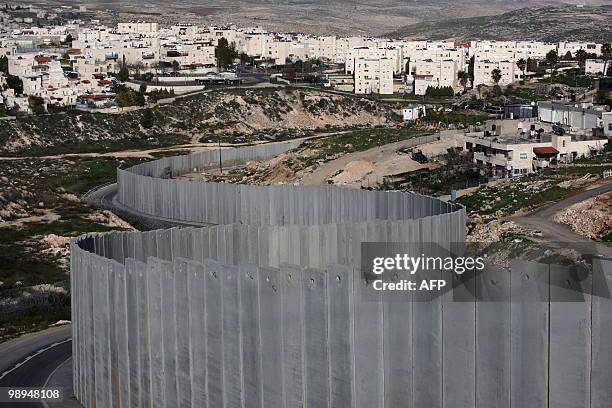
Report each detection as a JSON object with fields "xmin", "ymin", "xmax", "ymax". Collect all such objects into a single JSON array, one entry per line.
[{"xmin": 218, "ymin": 138, "xmax": 223, "ymax": 174}]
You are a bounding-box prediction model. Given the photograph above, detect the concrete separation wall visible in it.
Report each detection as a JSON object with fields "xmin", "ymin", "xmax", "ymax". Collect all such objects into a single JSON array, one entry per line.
[{"xmin": 71, "ymin": 140, "xmax": 612, "ymax": 408}]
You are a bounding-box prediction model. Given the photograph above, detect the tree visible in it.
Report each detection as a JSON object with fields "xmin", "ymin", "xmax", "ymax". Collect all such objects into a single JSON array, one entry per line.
[
  {"xmin": 458, "ymin": 70, "xmax": 469, "ymax": 91},
  {"xmin": 62, "ymin": 33, "xmax": 74, "ymax": 46},
  {"xmin": 140, "ymin": 109, "xmax": 155, "ymax": 129},
  {"xmin": 575, "ymin": 49, "xmax": 588, "ymax": 69},
  {"xmin": 0, "ymin": 55, "xmax": 7, "ymax": 74},
  {"xmin": 118, "ymin": 65, "xmax": 130, "ymax": 82},
  {"xmin": 564, "ymin": 51, "xmax": 573, "ymax": 61},
  {"xmin": 424, "ymin": 86, "xmax": 454, "ymax": 98},
  {"xmin": 115, "ymin": 89, "xmax": 145, "ymax": 107},
  {"xmin": 516, "ymin": 58, "xmax": 527, "ymax": 80},
  {"xmin": 491, "ymin": 68, "xmax": 502, "ymax": 84},
  {"xmin": 6, "ymin": 75, "xmax": 23, "ymax": 95},
  {"xmin": 491, "ymin": 85, "xmax": 502, "ymax": 97},
  {"xmin": 526, "ymin": 58, "xmax": 538, "ymax": 73},
  {"xmin": 601, "ymin": 43, "xmax": 611, "ymax": 78},
  {"xmin": 546, "ymin": 50, "xmax": 558, "ymax": 76},
  {"xmin": 28, "ymin": 95, "xmax": 45, "ymax": 114},
  {"xmin": 215, "ymin": 37, "xmax": 238, "ymax": 68}
]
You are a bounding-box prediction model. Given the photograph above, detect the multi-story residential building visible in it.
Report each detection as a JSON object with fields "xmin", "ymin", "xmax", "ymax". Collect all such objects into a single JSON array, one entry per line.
[
  {"xmin": 301, "ymin": 35, "xmax": 337, "ymax": 61},
  {"xmin": 407, "ymin": 47, "xmax": 467, "ymax": 71},
  {"xmin": 515, "ymin": 41, "xmax": 557, "ymax": 59},
  {"xmin": 117, "ymin": 21, "xmax": 158, "ymax": 35},
  {"xmin": 346, "ymin": 46, "xmax": 401, "ymax": 74},
  {"xmin": 170, "ymin": 23, "xmax": 199, "ymax": 41},
  {"xmin": 558, "ymin": 41, "xmax": 602, "ymax": 57},
  {"xmin": 409, "ymin": 58, "xmax": 460, "ymax": 95},
  {"xmin": 264, "ymin": 37, "xmax": 292, "ymax": 65},
  {"xmin": 2, "ymin": 18, "xmax": 611, "ymax": 111},
  {"xmin": 336, "ymin": 37, "xmax": 374, "ymax": 64},
  {"xmin": 161, "ymin": 41, "xmax": 215, "ymax": 69},
  {"xmin": 353, "ymin": 56, "xmax": 393, "ymax": 94},
  {"xmin": 473, "ymin": 59, "xmax": 520, "ymax": 87},
  {"xmin": 462, "ymin": 131, "xmax": 608, "ymax": 177}
]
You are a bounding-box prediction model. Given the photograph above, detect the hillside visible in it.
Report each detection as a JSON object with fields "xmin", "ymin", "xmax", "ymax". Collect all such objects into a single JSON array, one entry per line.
[
  {"xmin": 0, "ymin": 87, "xmax": 402, "ymax": 155},
  {"xmin": 387, "ymin": 6, "xmax": 612, "ymax": 43},
  {"xmin": 24, "ymin": 0, "xmax": 599, "ymax": 36}
]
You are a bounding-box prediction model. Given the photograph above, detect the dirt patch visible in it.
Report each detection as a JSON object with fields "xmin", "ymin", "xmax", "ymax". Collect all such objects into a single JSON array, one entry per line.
[
  {"xmin": 85, "ymin": 210, "xmax": 135, "ymax": 230},
  {"xmin": 467, "ymin": 220, "xmax": 531, "ymax": 242}
]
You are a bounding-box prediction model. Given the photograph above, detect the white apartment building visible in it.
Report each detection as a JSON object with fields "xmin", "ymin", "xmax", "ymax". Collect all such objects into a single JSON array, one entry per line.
[
  {"xmin": 235, "ymin": 31, "xmax": 268, "ymax": 58},
  {"xmin": 3, "ymin": 53, "xmax": 78, "ymax": 109},
  {"xmin": 345, "ymin": 46, "xmax": 401, "ymax": 74},
  {"xmin": 410, "ymin": 59, "xmax": 460, "ymax": 95},
  {"xmin": 515, "ymin": 41, "xmax": 557, "ymax": 59},
  {"xmin": 336, "ymin": 37, "xmax": 375, "ymax": 64},
  {"xmin": 170, "ymin": 23, "xmax": 199, "ymax": 41},
  {"xmin": 161, "ymin": 42, "xmax": 215, "ymax": 68},
  {"xmin": 470, "ymin": 40, "xmax": 557, "ymax": 61},
  {"xmin": 77, "ymin": 27, "xmax": 111, "ymax": 42},
  {"xmin": 264, "ymin": 38, "xmax": 292, "ymax": 65},
  {"xmin": 353, "ymin": 57, "xmax": 393, "ymax": 95},
  {"xmin": 117, "ymin": 21, "xmax": 158, "ymax": 35},
  {"xmin": 558, "ymin": 41, "xmax": 602, "ymax": 57},
  {"xmin": 207, "ymin": 26, "xmax": 239, "ymax": 45},
  {"xmin": 585, "ymin": 59, "xmax": 606, "ymax": 75},
  {"xmin": 301, "ymin": 36, "xmax": 337, "ymax": 61},
  {"xmin": 407, "ymin": 47, "xmax": 467, "ymax": 71},
  {"xmin": 473, "ymin": 59, "xmax": 519, "ymax": 87}
]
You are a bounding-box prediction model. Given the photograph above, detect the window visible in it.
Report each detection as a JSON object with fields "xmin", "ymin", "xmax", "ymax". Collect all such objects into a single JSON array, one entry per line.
[
  {"xmin": 608, "ymin": 123, "xmax": 612, "ymax": 131},
  {"xmin": 519, "ymin": 152, "xmax": 528, "ymax": 160}
]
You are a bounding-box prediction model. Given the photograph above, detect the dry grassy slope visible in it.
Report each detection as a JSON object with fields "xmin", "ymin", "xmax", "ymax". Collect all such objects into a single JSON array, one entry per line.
[{"xmin": 0, "ymin": 88, "xmax": 402, "ymax": 155}]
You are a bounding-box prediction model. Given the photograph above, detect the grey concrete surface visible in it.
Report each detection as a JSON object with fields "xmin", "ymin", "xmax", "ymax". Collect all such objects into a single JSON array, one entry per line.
[{"xmin": 70, "ymin": 141, "xmax": 612, "ymax": 408}]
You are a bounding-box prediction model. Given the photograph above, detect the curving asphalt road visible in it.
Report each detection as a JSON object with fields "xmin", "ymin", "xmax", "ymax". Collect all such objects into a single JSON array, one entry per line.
[{"xmin": 0, "ymin": 325, "xmax": 74, "ymax": 408}]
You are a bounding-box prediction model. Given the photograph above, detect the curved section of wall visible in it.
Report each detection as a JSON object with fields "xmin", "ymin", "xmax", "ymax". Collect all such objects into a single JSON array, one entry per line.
[{"xmin": 71, "ymin": 140, "xmax": 470, "ymax": 408}]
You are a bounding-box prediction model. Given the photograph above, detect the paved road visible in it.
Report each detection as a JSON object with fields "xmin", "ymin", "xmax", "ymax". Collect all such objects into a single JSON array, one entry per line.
[
  {"xmin": 513, "ymin": 181, "xmax": 612, "ymax": 258},
  {"xmin": 0, "ymin": 325, "xmax": 73, "ymax": 408}
]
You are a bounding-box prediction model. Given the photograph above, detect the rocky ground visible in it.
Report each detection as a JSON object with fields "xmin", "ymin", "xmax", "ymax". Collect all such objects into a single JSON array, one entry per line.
[
  {"xmin": 459, "ymin": 158, "xmax": 612, "ymax": 243},
  {"xmin": 179, "ymin": 127, "xmax": 434, "ymax": 188},
  {"xmin": 553, "ymin": 191, "xmax": 612, "ymax": 240},
  {"xmin": 389, "ymin": 5, "xmax": 612, "ymax": 43},
  {"xmin": 0, "ymin": 87, "xmax": 402, "ymax": 156},
  {"xmin": 0, "ymin": 156, "xmax": 142, "ymax": 340}
]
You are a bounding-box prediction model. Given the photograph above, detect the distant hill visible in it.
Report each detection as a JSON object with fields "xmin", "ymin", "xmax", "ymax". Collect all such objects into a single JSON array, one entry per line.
[
  {"xmin": 31, "ymin": 0, "xmax": 609, "ymax": 36},
  {"xmin": 387, "ymin": 6, "xmax": 612, "ymax": 43}
]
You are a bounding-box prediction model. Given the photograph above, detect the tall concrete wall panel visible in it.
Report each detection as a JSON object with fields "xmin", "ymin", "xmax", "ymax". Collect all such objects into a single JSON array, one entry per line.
[{"xmin": 72, "ymin": 142, "xmax": 612, "ymax": 407}]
